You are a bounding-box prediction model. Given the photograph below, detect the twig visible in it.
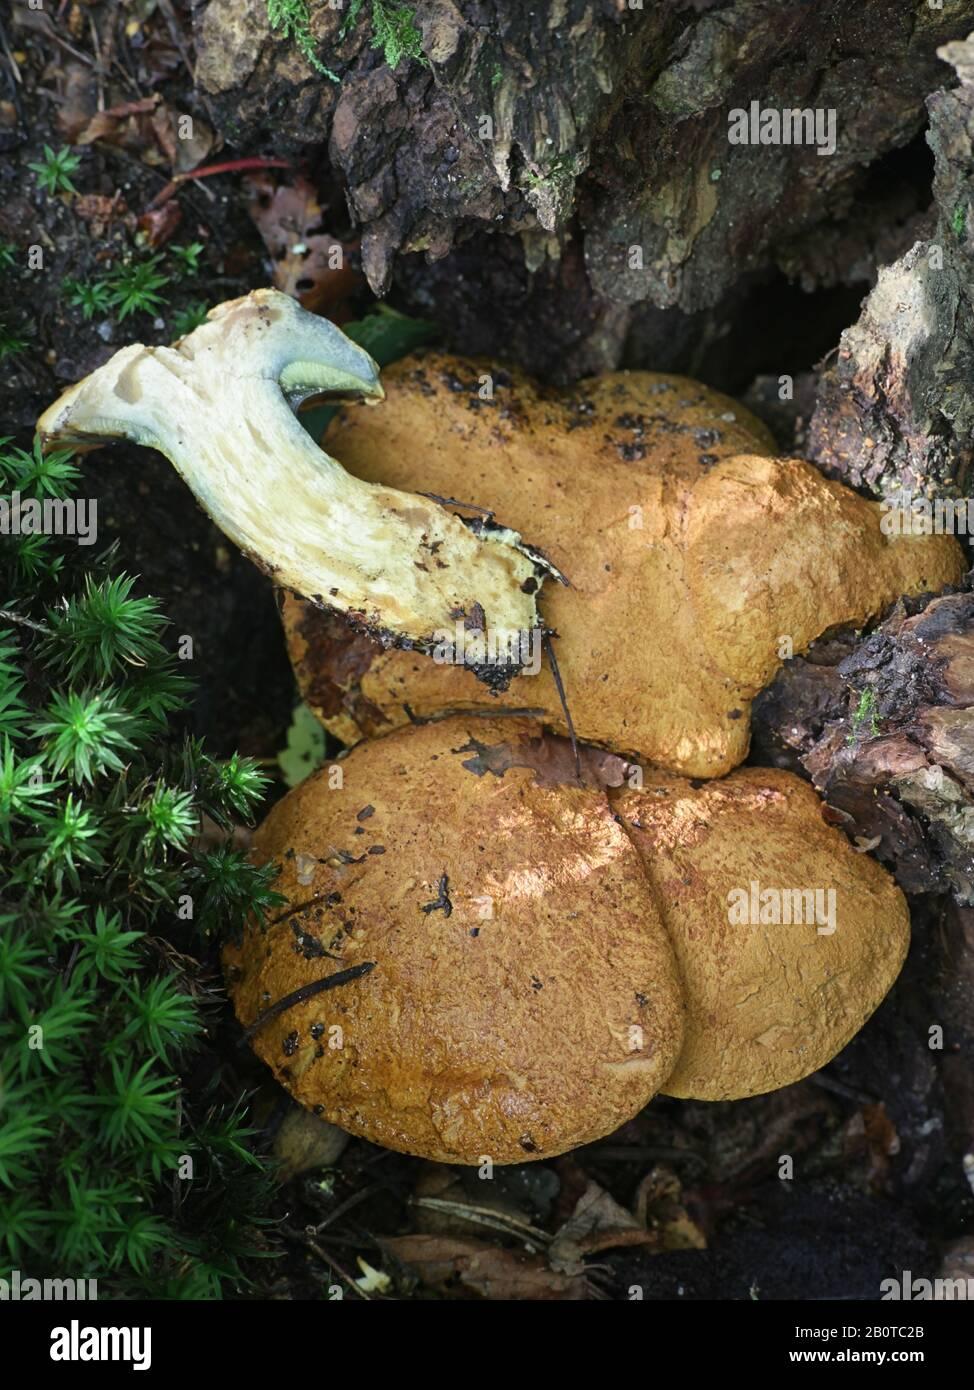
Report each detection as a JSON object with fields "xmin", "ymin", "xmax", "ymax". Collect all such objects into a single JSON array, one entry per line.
[
  {"xmin": 403, "ymin": 704, "xmax": 547, "ymax": 725},
  {"xmin": 543, "ymin": 629, "xmax": 580, "ymax": 780},
  {"xmin": 295, "ymin": 1230, "xmax": 371, "ymax": 1300},
  {"xmin": 40, "ymin": 25, "xmax": 96, "ymax": 69},
  {"xmin": 89, "ymin": 13, "xmax": 106, "ymax": 113},
  {"xmin": 146, "ymin": 157, "xmax": 293, "ymax": 210},
  {"xmin": 0, "ymin": 13, "xmax": 23, "ymax": 85},
  {"xmin": 111, "ymin": 0, "xmax": 144, "ymax": 98},
  {"xmin": 154, "ymin": 0, "xmax": 195, "ymax": 83},
  {"xmin": 420, "ymin": 491, "xmax": 494, "ymax": 518},
  {"xmin": 0, "ymin": 608, "xmax": 50, "ymax": 634},
  {"xmin": 269, "ymin": 893, "xmax": 332, "ymax": 926},
  {"xmin": 312, "ymin": 1182, "xmax": 384, "ymax": 1234},
  {"xmin": 410, "ymin": 1196, "xmax": 551, "ymax": 1252},
  {"xmin": 238, "ymin": 962, "xmax": 376, "ymax": 1042},
  {"xmin": 809, "ymin": 1072, "xmax": 877, "ymax": 1105}
]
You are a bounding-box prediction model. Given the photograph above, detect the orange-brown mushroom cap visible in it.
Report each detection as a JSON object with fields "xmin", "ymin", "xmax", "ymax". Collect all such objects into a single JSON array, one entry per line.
[
  {"xmin": 284, "ymin": 354, "xmax": 963, "ymax": 777},
  {"xmin": 224, "ymin": 718, "xmax": 685, "ymax": 1165},
  {"xmin": 612, "ymin": 768, "xmax": 911, "ymax": 1100}
]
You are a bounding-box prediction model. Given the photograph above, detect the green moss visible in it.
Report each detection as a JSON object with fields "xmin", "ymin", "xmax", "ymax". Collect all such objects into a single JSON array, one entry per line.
[
  {"xmin": 0, "ymin": 437, "xmax": 284, "ymax": 1295},
  {"xmin": 267, "ymin": 0, "xmax": 340, "ymax": 79},
  {"xmin": 273, "ymin": 0, "xmax": 428, "ymax": 80},
  {"xmin": 368, "ymin": 0, "xmax": 426, "ymax": 68},
  {"xmin": 847, "ymin": 687, "xmax": 881, "ymax": 742}
]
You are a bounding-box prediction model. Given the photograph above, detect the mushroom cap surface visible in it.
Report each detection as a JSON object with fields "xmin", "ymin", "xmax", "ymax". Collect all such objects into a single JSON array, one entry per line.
[
  {"xmin": 224, "ymin": 718, "xmax": 685, "ymax": 1164},
  {"xmin": 612, "ymin": 768, "xmax": 911, "ymax": 1100},
  {"xmin": 285, "ymin": 353, "xmax": 963, "ymax": 776}
]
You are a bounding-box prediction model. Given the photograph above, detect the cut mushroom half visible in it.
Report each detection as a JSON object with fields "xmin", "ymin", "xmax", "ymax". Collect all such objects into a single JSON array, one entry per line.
[{"xmin": 37, "ymin": 289, "xmax": 551, "ymax": 682}]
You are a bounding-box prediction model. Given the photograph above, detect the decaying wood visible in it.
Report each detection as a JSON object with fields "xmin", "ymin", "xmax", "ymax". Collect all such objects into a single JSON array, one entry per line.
[
  {"xmin": 809, "ymin": 34, "xmax": 974, "ymax": 498},
  {"xmin": 754, "ymin": 34, "xmax": 974, "ymax": 898},
  {"xmin": 194, "ymin": 0, "xmax": 974, "ymax": 377},
  {"xmin": 752, "ymin": 593, "xmax": 974, "ymax": 901}
]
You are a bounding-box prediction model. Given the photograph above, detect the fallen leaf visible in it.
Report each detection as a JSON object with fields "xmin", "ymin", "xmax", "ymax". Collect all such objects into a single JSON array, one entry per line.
[
  {"xmin": 74, "ymin": 95, "xmax": 214, "ymax": 175},
  {"xmin": 632, "ymin": 1166, "xmax": 707, "ymax": 1251},
  {"xmin": 841, "ymin": 1101, "xmax": 900, "ymax": 1186},
  {"xmin": 76, "ymin": 95, "xmax": 162, "ymax": 151},
  {"xmin": 382, "ymin": 1234, "xmax": 588, "ymax": 1300},
  {"xmin": 549, "ymin": 1179, "xmax": 659, "ymax": 1273},
  {"xmin": 406, "ymin": 1163, "xmax": 559, "ymax": 1254},
  {"xmin": 150, "ymin": 103, "xmax": 178, "ymax": 166},
  {"xmin": 74, "ymin": 193, "xmax": 132, "ymax": 239},
  {"xmin": 150, "ymin": 106, "xmax": 217, "ymax": 174},
  {"xmin": 137, "ymin": 199, "xmax": 182, "ymax": 249},
  {"xmin": 246, "ymin": 173, "xmax": 362, "ymax": 314},
  {"xmin": 342, "ymin": 306, "xmax": 437, "ymax": 365},
  {"xmin": 277, "ymin": 702, "xmax": 326, "ymax": 788},
  {"xmin": 56, "ymin": 62, "xmax": 97, "ymax": 142}
]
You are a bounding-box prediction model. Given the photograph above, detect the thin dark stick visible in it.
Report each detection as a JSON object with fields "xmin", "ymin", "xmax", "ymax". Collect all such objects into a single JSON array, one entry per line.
[
  {"xmin": 0, "ymin": 608, "xmax": 50, "ymax": 634},
  {"xmin": 419, "ymin": 491, "xmax": 494, "ymax": 517},
  {"xmin": 809, "ymin": 1072, "xmax": 877, "ymax": 1105},
  {"xmin": 542, "ymin": 630, "xmax": 580, "ymax": 780},
  {"xmin": 403, "ymin": 704, "xmax": 547, "ymax": 725},
  {"xmin": 239, "ymin": 962, "xmax": 375, "ymax": 1042},
  {"xmin": 0, "ymin": 13, "xmax": 23, "ymax": 87},
  {"xmin": 312, "ymin": 1182, "xmax": 384, "ymax": 1234},
  {"xmin": 307, "ymin": 1238, "xmax": 370, "ymax": 1299}
]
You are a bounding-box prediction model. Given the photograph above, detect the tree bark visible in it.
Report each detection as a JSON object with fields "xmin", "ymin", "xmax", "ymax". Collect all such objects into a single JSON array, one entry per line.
[{"xmin": 195, "ymin": 0, "xmax": 974, "ymax": 379}]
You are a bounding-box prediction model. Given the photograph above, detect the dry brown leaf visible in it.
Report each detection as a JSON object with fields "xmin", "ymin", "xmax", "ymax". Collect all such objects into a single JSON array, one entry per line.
[
  {"xmin": 382, "ymin": 1234, "xmax": 588, "ymax": 1300},
  {"xmin": 73, "ymin": 96, "xmax": 214, "ymax": 175},
  {"xmin": 633, "ymin": 1166, "xmax": 707, "ymax": 1251},
  {"xmin": 137, "ymin": 199, "xmax": 182, "ymax": 249},
  {"xmin": 549, "ymin": 1179, "xmax": 658, "ymax": 1274},
  {"xmin": 246, "ymin": 173, "xmax": 362, "ymax": 315},
  {"xmin": 149, "ymin": 106, "xmax": 217, "ymax": 174},
  {"xmin": 149, "ymin": 103, "xmax": 178, "ymax": 166},
  {"xmin": 56, "ymin": 62, "xmax": 97, "ymax": 142},
  {"xmin": 74, "ymin": 193, "xmax": 131, "ymax": 239},
  {"xmin": 841, "ymin": 1101, "xmax": 900, "ymax": 1186},
  {"xmin": 76, "ymin": 95, "xmax": 164, "ymax": 160}
]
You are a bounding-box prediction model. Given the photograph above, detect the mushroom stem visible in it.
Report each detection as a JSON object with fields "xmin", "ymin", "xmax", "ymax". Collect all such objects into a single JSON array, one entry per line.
[{"xmin": 36, "ymin": 290, "xmax": 546, "ymax": 678}]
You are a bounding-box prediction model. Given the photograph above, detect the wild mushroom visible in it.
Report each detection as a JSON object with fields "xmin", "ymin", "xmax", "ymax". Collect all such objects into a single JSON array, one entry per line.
[
  {"xmin": 611, "ymin": 767, "xmax": 910, "ymax": 1101},
  {"xmin": 284, "ymin": 352, "xmax": 965, "ymax": 776},
  {"xmin": 36, "ymin": 291, "xmax": 551, "ymax": 683},
  {"xmin": 224, "ymin": 717, "xmax": 910, "ymax": 1164},
  {"xmin": 224, "ymin": 717, "xmax": 686, "ymax": 1164}
]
